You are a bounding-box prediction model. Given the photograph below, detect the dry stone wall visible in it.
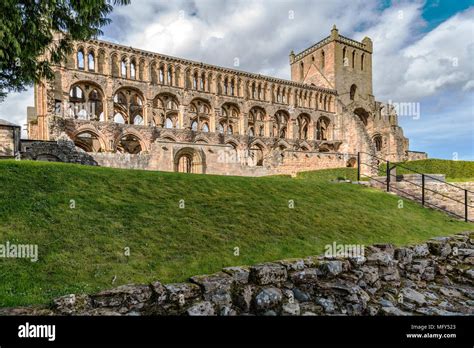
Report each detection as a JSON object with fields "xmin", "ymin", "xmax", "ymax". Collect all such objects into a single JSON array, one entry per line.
[
  {"xmin": 2, "ymin": 232, "xmax": 473, "ymax": 316},
  {"xmin": 21, "ymin": 140, "xmax": 98, "ymax": 166}
]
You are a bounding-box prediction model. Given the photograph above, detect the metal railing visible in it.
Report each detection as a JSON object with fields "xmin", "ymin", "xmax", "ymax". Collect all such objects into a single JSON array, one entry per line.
[{"xmin": 357, "ymin": 152, "xmax": 473, "ymax": 222}]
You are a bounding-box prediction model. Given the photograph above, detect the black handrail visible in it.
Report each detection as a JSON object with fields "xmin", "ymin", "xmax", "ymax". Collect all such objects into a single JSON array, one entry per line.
[
  {"xmin": 359, "ymin": 151, "xmax": 473, "ymax": 193},
  {"xmin": 358, "ymin": 152, "xmax": 471, "ymax": 222}
]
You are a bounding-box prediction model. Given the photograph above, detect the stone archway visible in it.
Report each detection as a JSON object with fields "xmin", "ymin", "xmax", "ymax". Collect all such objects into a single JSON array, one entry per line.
[
  {"xmin": 73, "ymin": 130, "xmax": 106, "ymax": 152},
  {"xmin": 117, "ymin": 134, "xmax": 142, "ymax": 154},
  {"xmin": 354, "ymin": 107, "xmax": 369, "ymax": 126},
  {"xmin": 174, "ymin": 147, "xmax": 205, "ymax": 174}
]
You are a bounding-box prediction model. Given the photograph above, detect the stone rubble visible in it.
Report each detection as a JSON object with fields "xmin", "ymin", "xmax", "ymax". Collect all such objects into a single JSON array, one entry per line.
[{"xmin": 0, "ymin": 232, "xmax": 473, "ymax": 316}]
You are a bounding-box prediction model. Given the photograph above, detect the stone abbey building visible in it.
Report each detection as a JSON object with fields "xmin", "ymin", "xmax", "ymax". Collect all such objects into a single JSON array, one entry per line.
[{"xmin": 25, "ymin": 26, "xmax": 425, "ymax": 175}]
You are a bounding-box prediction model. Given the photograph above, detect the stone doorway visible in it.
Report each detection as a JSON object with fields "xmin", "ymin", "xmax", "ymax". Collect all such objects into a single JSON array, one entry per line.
[{"xmin": 174, "ymin": 147, "xmax": 205, "ymax": 174}]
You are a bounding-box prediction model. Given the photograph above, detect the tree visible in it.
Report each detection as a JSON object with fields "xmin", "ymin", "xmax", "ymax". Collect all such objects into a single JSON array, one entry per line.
[{"xmin": 0, "ymin": 0, "xmax": 130, "ymax": 101}]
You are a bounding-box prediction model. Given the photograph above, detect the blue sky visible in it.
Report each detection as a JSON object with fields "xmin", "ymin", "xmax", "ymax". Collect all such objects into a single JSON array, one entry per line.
[{"xmin": 0, "ymin": 0, "xmax": 472, "ymax": 159}]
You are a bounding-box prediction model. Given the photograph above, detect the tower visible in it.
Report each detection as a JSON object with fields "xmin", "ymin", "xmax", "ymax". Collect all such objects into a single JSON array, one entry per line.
[{"xmin": 289, "ymin": 25, "xmax": 373, "ymax": 105}]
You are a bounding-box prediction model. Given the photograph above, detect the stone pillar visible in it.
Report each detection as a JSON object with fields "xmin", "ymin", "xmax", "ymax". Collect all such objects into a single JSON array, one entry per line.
[
  {"xmin": 163, "ymin": 63, "xmax": 168, "ymax": 85},
  {"xmin": 265, "ymin": 120, "xmax": 271, "ymax": 137},
  {"xmin": 240, "ymin": 113, "xmax": 248, "ymax": 135},
  {"xmin": 210, "ymin": 110, "xmax": 217, "ymax": 132},
  {"xmin": 84, "ymin": 52, "xmax": 88, "ymax": 72},
  {"xmin": 106, "ymin": 97, "xmax": 114, "ymax": 122},
  {"xmin": 35, "ymin": 81, "xmax": 49, "ymax": 140},
  {"xmin": 143, "ymin": 101, "xmax": 150, "ymax": 126},
  {"xmin": 288, "ymin": 120, "xmax": 295, "ymax": 140},
  {"xmin": 178, "ymin": 105, "xmax": 186, "ymax": 129},
  {"xmin": 180, "ymin": 69, "xmax": 186, "ymax": 89}
]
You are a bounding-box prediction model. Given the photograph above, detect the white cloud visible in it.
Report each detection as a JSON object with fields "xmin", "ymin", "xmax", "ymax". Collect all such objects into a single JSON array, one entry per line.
[
  {"xmin": 0, "ymin": 0, "xmax": 472, "ymax": 159},
  {"xmin": 362, "ymin": 4, "xmax": 474, "ymax": 102},
  {"xmin": 0, "ymin": 88, "xmax": 33, "ymax": 137},
  {"xmin": 107, "ymin": 0, "xmax": 381, "ymax": 76}
]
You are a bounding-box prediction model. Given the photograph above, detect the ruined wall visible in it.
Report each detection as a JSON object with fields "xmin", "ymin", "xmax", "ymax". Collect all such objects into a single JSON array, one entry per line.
[
  {"xmin": 21, "ymin": 137, "xmax": 355, "ymax": 177},
  {"xmin": 26, "ymin": 26, "xmax": 416, "ymax": 175},
  {"xmin": 0, "ymin": 126, "xmax": 15, "ymax": 156},
  {"xmin": 273, "ymin": 151, "xmax": 351, "ymax": 175},
  {"xmin": 21, "ymin": 140, "xmax": 98, "ymax": 165},
  {"xmin": 3, "ymin": 232, "xmax": 472, "ymax": 316},
  {"xmin": 407, "ymin": 151, "xmax": 428, "ymax": 161}
]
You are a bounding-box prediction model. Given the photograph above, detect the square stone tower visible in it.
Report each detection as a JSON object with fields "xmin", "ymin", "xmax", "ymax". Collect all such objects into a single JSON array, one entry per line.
[{"xmin": 289, "ymin": 25, "xmax": 373, "ymax": 105}]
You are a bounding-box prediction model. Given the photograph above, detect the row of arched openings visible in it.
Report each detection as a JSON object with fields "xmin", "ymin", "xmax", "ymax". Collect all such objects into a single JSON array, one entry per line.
[{"xmin": 68, "ymin": 84, "xmax": 333, "ymax": 140}]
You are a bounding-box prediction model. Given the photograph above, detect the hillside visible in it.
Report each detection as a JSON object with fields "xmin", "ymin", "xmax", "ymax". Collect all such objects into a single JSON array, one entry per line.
[
  {"xmin": 382, "ymin": 159, "xmax": 474, "ymax": 182},
  {"xmin": 0, "ymin": 160, "xmax": 470, "ymax": 307}
]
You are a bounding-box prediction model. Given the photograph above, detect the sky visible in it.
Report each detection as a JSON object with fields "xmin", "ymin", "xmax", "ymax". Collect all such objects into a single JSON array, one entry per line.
[{"xmin": 0, "ymin": 0, "xmax": 472, "ymax": 160}]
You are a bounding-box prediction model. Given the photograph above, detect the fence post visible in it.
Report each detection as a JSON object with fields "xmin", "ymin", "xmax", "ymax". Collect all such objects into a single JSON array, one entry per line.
[
  {"xmin": 465, "ymin": 190, "xmax": 468, "ymax": 222},
  {"xmin": 357, "ymin": 152, "xmax": 360, "ymax": 181},
  {"xmin": 386, "ymin": 160, "xmax": 390, "ymax": 192},
  {"xmin": 422, "ymin": 174, "xmax": 425, "ymax": 206}
]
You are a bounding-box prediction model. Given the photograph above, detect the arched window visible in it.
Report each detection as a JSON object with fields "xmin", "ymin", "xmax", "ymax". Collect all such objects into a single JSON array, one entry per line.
[
  {"xmin": 297, "ymin": 114, "xmax": 310, "ymax": 140},
  {"xmin": 69, "ymin": 86, "xmax": 84, "ymax": 100},
  {"xmin": 224, "ymin": 78, "xmax": 228, "ymax": 95},
  {"xmin": 227, "ymin": 124, "xmax": 233, "ymax": 135},
  {"xmin": 252, "ymin": 82, "xmax": 256, "ymax": 99},
  {"xmin": 191, "ymin": 120, "xmax": 198, "ymax": 131},
  {"xmin": 259, "ymin": 125, "xmax": 264, "ymax": 136},
  {"xmin": 273, "ymin": 111, "xmax": 289, "ymax": 139},
  {"xmin": 165, "ymin": 117, "xmax": 173, "ymax": 129},
  {"xmin": 133, "ymin": 115, "xmax": 143, "ymax": 125},
  {"xmin": 77, "ymin": 50, "xmax": 84, "ymax": 69},
  {"xmin": 117, "ymin": 134, "xmax": 142, "ymax": 154},
  {"xmin": 300, "ymin": 61, "xmax": 304, "ymax": 79},
  {"xmin": 342, "ymin": 47, "xmax": 347, "ymax": 67},
  {"xmin": 193, "ymin": 73, "xmax": 198, "ymax": 89},
  {"xmin": 130, "ymin": 61, "xmax": 136, "ymax": 79},
  {"xmin": 159, "ymin": 67, "xmax": 165, "ymax": 84},
  {"xmin": 350, "ymin": 84, "xmax": 357, "ymax": 101},
  {"xmin": 250, "ymin": 144, "xmax": 264, "ymax": 166},
  {"xmin": 202, "ymin": 123, "xmax": 209, "ymax": 132},
  {"xmin": 373, "ymin": 135, "xmax": 383, "ymax": 151},
  {"xmin": 121, "ymin": 59, "xmax": 127, "ymax": 78},
  {"xmin": 200, "ymin": 73, "xmax": 205, "ymax": 90},
  {"xmin": 316, "ymin": 117, "xmax": 330, "ymax": 140},
  {"xmin": 168, "ymin": 67, "xmax": 173, "ymax": 85},
  {"xmin": 88, "ymin": 52, "xmax": 95, "ymax": 71},
  {"xmin": 258, "ymin": 84, "xmax": 263, "ymax": 100},
  {"xmin": 361, "ymin": 53, "xmax": 365, "ymax": 70},
  {"xmin": 248, "ymin": 127, "xmax": 254, "ymax": 137},
  {"xmin": 321, "ymin": 51, "xmax": 325, "ymax": 69},
  {"xmin": 217, "ymin": 123, "xmax": 224, "ymax": 134},
  {"xmin": 114, "ymin": 113, "xmax": 125, "ymax": 124},
  {"xmin": 230, "ymin": 79, "xmax": 235, "ymax": 96},
  {"xmin": 352, "ymin": 50, "xmax": 356, "ymax": 69}
]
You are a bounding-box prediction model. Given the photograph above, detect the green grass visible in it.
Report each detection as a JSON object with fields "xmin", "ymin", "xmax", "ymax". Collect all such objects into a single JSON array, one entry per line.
[
  {"xmin": 0, "ymin": 160, "xmax": 470, "ymax": 307},
  {"xmin": 380, "ymin": 159, "xmax": 474, "ymax": 182}
]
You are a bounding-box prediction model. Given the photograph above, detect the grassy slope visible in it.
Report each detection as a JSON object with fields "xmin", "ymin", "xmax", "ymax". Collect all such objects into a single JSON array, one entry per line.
[
  {"xmin": 0, "ymin": 160, "xmax": 470, "ymax": 306},
  {"xmin": 384, "ymin": 159, "xmax": 474, "ymax": 182}
]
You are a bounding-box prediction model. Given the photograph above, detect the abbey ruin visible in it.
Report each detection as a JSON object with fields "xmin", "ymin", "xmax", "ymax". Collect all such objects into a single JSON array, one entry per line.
[{"xmin": 24, "ymin": 26, "xmax": 426, "ymax": 175}]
